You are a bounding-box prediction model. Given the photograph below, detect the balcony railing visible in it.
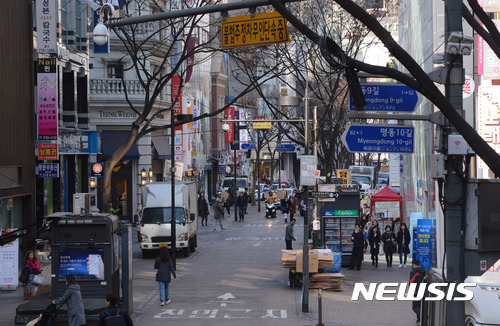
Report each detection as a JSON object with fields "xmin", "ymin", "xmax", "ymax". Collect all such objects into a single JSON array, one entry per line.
[{"xmin": 90, "ymin": 79, "xmax": 146, "ymax": 96}]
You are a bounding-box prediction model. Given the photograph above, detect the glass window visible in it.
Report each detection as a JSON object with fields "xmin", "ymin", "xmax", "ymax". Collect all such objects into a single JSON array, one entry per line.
[
  {"xmin": 142, "ymin": 207, "xmax": 186, "ymax": 224},
  {"xmin": 107, "ymin": 64, "xmax": 123, "ymax": 79}
]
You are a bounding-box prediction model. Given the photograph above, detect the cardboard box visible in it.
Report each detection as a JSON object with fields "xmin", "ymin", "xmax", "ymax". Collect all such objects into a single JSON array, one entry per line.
[
  {"xmin": 316, "ymin": 249, "xmax": 334, "ymax": 261},
  {"xmin": 296, "ymin": 250, "xmax": 318, "ymax": 273},
  {"xmin": 281, "ymin": 250, "xmax": 297, "ymax": 262}
]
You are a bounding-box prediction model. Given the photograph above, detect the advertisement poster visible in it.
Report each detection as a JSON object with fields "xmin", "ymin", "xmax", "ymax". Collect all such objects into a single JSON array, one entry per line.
[
  {"xmin": 59, "ymin": 248, "xmax": 104, "ymax": 281},
  {"xmin": 416, "ymin": 219, "xmax": 432, "ymax": 270},
  {"xmin": 0, "ymin": 229, "xmax": 19, "ymax": 289},
  {"xmin": 37, "ymin": 58, "xmax": 58, "ymax": 140},
  {"xmin": 224, "ymin": 107, "xmax": 235, "ymax": 143},
  {"xmin": 374, "ymin": 201, "xmax": 400, "ymax": 218},
  {"xmin": 171, "ymin": 76, "xmax": 183, "ymax": 131}
]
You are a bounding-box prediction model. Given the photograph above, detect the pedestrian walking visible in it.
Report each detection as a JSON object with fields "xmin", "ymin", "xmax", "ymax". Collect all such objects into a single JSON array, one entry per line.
[
  {"xmin": 23, "ymin": 251, "xmax": 41, "ymax": 301},
  {"xmin": 359, "ymin": 214, "xmax": 369, "ymax": 251},
  {"xmin": 97, "ymin": 293, "xmax": 134, "ymax": 326},
  {"xmin": 289, "ymin": 193, "xmax": 298, "ymax": 220},
  {"xmin": 244, "ymin": 188, "xmax": 250, "ymax": 213},
  {"xmin": 349, "ymin": 223, "xmax": 364, "ymax": 270},
  {"xmin": 368, "ymin": 225, "xmax": 381, "ymax": 268},
  {"xmin": 382, "ymin": 225, "xmax": 396, "ymax": 267},
  {"xmin": 212, "ymin": 193, "xmax": 226, "ymax": 232},
  {"xmin": 281, "ymin": 195, "xmax": 290, "ymax": 223},
  {"xmin": 285, "ymin": 218, "xmax": 296, "ymax": 250},
  {"xmin": 397, "ymin": 223, "xmax": 411, "ymax": 268},
  {"xmin": 236, "ymin": 191, "xmax": 248, "ymax": 221},
  {"xmin": 224, "ymin": 190, "xmax": 233, "ymax": 215},
  {"xmin": 154, "ymin": 247, "xmax": 176, "ymax": 306},
  {"xmin": 198, "ymin": 192, "xmax": 209, "ymax": 227},
  {"xmin": 409, "ymin": 259, "xmax": 428, "ymax": 325},
  {"xmin": 53, "ymin": 274, "xmax": 86, "ymax": 326}
]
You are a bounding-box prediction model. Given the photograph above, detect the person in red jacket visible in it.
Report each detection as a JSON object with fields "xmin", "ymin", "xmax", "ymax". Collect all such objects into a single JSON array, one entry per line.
[{"xmin": 24, "ymin": 251, "xmax": 41, "ymax": 301}]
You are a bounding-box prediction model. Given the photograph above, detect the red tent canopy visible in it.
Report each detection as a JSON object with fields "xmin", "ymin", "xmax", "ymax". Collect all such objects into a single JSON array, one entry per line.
[{"xmin": 370, "ymin": 187, "xmax": 403, "ymax": 221}]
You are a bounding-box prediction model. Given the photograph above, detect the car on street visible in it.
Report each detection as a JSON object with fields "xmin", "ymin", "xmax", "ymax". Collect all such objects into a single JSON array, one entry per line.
[{"xmin": 255, "ymin": 184, "xmax": 270, "ymax": 201}]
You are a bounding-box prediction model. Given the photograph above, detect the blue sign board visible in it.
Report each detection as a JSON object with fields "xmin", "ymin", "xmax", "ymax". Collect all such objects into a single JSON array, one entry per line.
[
  {"xmin": 218, "ymin": 165, "xmax": 226, "ymax": 175},
  {"xmin": 240, "ymin": 143, "xmax": 256, "ymax": 150},
  {"xmin": 276, "ymin": 144, "xmax": 296, "ymax": 152},
  {"xmin": 349, "ymin": 84, "xmax": 421, "ymax": 112},
  {"xmin": 342, "ymin": 124, "xmax": 414, "ymax": 154},
  {"xmin": 416, "ymin": 219, "xmax": 432, "ymax": 270},
  {"xmin": 38, "ymin": 163, "xmax": 59, "ymax": 178}
]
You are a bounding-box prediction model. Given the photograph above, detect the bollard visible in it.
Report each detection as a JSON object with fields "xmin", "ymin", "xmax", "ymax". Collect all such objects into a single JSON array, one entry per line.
[{"xmin": 317, "ymin": 288, "xmax": 325, "ymax": 326}]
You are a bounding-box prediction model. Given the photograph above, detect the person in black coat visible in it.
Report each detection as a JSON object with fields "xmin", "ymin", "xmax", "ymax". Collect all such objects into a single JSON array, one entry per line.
[
  {"xmin": 409, "ymin": 259, "xmax": 428, "ymax": 324},
  {"xmin": 154, "ymin": 247, "xmax": 176, "ymax": 305},
  {"xmin": 359, "ymin": 214, "xmax": 369, "ymax": 250},
  {"xmin": 198, "ymin": 192, "xmax": 209, "ymax": 226},
  {"xmin": 98, "ymin": 293, "xmax": 134, "ymax": 326},
  {"xmin": 349, "ymin": 223, "xmax": 365, "ymax": 270},
  {"xmin": 382, "ymin": 225, "xmax": 397, "ymax": 267},
  {"xmin": 397, "ymin": 223, "xmax": 411, "ymax": 268},
  {"xmin": 368, "ymin": 225, "xmax": 381, "ymax": 268}
]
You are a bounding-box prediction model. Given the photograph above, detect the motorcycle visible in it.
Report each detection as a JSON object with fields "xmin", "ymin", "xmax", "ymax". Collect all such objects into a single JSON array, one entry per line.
[{"xmin": 265, "ymin": 200, "xmax": 277, "ymax": 219}]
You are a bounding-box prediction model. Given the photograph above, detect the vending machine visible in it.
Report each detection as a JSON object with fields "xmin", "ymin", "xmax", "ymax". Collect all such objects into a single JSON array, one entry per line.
[{"xmin": 319, "ymin": 184, "xmax": 360, "ymax": 267}]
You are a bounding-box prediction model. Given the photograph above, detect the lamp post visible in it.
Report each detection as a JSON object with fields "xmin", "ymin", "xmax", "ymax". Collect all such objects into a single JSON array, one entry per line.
[{"xmin": 141, "ymin": 168, "xmax": 147, "ymax": 185}]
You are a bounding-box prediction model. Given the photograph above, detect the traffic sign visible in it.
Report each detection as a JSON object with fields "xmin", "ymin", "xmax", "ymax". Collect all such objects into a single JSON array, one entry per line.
[
  {"xmin": 240, "ymin": 143, "xmax": 256, "ymax": 150},
  {"xmin": 253, "ymin": 122, "xmax": 272, "ymax": 129},
  {"xmin": 276, "ymin": 144, "xmax": 296, "ymax": 152},
  {"xmin": 310, "ymin": 192, "xmax": 339, "ymax": 199},
  {"xmin": 300, "ymin": 155, "xmax": 317, "ymax": 186},
  {"xmin": 342, "ymin": 124, "xmax": 414, "ymax": 154},
  {"xmin": 349, "ymin": 84, "xmax": 422, "ymax": 112},
  {"xmin": 221, "ymin": 12, "xmax": 289, "ymax": 49}
]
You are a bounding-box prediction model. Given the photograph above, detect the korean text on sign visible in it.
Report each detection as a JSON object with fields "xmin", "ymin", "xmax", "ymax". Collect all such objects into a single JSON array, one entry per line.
[{"xmin": 221, "ymin": 12, "xmax": 289, "ymax": 49}]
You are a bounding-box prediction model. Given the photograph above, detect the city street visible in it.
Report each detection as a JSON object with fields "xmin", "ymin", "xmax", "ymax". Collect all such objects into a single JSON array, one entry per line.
[{"xmin": 2, "ymin": 204, "xmax": 416, "ymax": 326}]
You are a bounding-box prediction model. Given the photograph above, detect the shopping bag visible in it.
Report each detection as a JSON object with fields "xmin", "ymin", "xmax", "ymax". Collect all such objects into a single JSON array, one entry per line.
[
  {"xmin": 32, "ymin": 274, "xmax": 43, "ymax": 285},
  {"xmin": 19, "ymin": 267, "xmax": 29, "ymax": 284}
]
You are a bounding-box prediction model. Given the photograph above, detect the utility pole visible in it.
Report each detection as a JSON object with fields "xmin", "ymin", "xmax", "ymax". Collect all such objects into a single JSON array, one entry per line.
[
  {"xmin": 444, "ymin": 0, "xmax": 465, "ymax": 324},
  {"xmin": 302, "ymin": 78, "xmax": 310, "ymax": 313}
]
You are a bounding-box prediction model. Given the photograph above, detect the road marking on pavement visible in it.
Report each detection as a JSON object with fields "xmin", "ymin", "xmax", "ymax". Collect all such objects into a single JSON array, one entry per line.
[
  {"xmin": 218, "ymin": 293, "xmax": 236, "ymax": 306},
  {"xmin": 153, "ymin": 309, "xmax": 288, "ymax": 319},
  {"xmin": 252, "ymin": 242, "xmax": 262, "ymax": 247},
  {"xmin": 244, "ymin": 223, "xmax": 304, "ymax": 227},
  {"xmin": 224, "ymin": 237, "xmax": 284, "ymax": 241}
]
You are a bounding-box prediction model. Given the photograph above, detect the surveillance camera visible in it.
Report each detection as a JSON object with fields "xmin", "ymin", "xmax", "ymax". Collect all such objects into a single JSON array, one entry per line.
[
  {"xmin": 93, "ymin": 22, "xmax": 109, "ymax": 46},
  {"xmin": 222, "ymin": 123, "xmax": 230, "ymax": 132}
]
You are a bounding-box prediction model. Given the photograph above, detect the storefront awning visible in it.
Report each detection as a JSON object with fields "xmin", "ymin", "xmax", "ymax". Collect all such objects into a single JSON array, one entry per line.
[
  {"xmin": 151, "ymin": 134, "xmax": 171, "ymax": 159},
  {"xmin": 101, "ymin": 130, "xmax": 140, "ymax": 160}
]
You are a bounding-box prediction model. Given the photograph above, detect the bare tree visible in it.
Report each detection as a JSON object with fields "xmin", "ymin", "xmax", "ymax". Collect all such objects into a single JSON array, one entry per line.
[{"xmin": 270, "ymin": 0, "xmax": 500, "ymax": 177}]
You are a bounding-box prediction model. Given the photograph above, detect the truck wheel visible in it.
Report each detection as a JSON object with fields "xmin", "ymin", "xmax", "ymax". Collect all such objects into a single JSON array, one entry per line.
[
  {"xmin": 183, "ymin": 247, "xmax": 190, "ymax": 257},
  {"xmin": 194, "ymin": 235, "xmax": 198, "ymax": 247}
]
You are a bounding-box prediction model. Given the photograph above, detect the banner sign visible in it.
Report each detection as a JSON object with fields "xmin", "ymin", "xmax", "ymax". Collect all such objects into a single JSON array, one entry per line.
[
  {"xmin": 38, "ymin": 163, "xmax": 59, "ymax": 178},
  {"xmin": 171, "ymin": 76, "xmax": 183, "ymax": 131},
  {"xmin": 300, "ymin": 155, "xmax": 317, "ymax": 186},
  {"xmin": 38, "ymin": 143, "xmax": 58, "ymax": 160},
  {"xmin": 59, "ymin": 129, "xmax": 99, "ymax": 154},
  {"xmin": 91, "ymin": 163, "xmax": 104, "ymax": 177},
  {"xmin": 225, "ymin": 107, "xmax": 235, "ymax": 143},
  {"xmin": 37, "ymin": 58, "xmax": 58, "ymax": 141},
  {"xmin": 36, "ymin": 0, "xmax": 57, "ymax": 53},
  {"xmin": 189, "ymin": 106, "xmax": 199, "ymax": 129},
  {"xmin": 0, "ymin": 229, "xmax": 19, "ymax": 289},
  {"xmin": 416, "ymin": 219, "xmax": 432, "ymax": 270}
]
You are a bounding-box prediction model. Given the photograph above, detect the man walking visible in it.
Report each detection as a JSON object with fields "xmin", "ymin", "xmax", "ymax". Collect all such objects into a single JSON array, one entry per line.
[
  {"xmin": 349, "ymin": 223, "xmax": 364, "ymax": 270},
  {"xmin": 285, "ymin": 218, "xmax": 296, "ymax": 250},
  {"xmin": 236, "ymin": 191, "xmax": 248, "ymax": 222},
  {"xmin": 409, "ymin": 259, "xmax": 427, "ymax": 325},
  {"xmin": 212, "ymin": 192, "xmax": 226, "ymax": 232}
]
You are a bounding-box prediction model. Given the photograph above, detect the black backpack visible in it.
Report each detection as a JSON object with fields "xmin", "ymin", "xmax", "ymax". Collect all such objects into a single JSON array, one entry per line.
[{"xmin": 104, "ymin": 309, "xmax": 126, "ymax": 326}]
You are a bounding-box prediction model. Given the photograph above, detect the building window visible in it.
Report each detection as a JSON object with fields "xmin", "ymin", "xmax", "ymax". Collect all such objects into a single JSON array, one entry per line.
[{"xmin": 107, "ymin": 64, "xmax": 123, "ymax": 79}]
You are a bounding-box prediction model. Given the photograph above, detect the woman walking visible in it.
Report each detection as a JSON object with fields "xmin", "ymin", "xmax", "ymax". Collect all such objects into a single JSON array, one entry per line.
[
  {"xmin": 154, "ymin": 247, "xmax": 176, "ymax": 306},
  {"xmin": 24, "ymin": 251, "xmax": 41, "ymax": 301},
  {"xmin": 368, "ymin": 225, "xmax": 381, "ymax": 268},
  {"xmin": 198, "ymin": 192, "xmax": 209, "ymax": 227},
  {"xmin": 382, "ymin": 225, "xmax": 396, "ymax": 267},
  {"xmin": 53, "ymin": 275, "xmax": 86, "ymax": 326},
  {"xmin": 397, "ymin": 223, "xmax": 411, "ymax": 268}
]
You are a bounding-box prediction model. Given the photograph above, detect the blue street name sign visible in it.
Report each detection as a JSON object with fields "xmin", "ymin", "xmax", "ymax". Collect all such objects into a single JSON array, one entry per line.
[
  {"xmin": 240, "ymin": 143, "xmax": 256, "ymax": 150},
  {"xmin": 218, "ymin": 165, "xmax": 226, "ymax": 175},
  {"xmin": 349, "ymin": 84, "xmax": 422, "ymax": 112},
  {"xmin": 342, "ymin": 124, "xmax": 414, "ymax": 154},
  {"xmin": 276, "ymin": 143, "xmax": 296, "ymax": 152}
]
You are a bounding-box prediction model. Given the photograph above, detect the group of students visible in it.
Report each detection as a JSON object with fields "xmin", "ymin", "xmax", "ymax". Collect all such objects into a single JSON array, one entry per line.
[{"xmin": 350, "ymin": 212, "xmax": 411, "ymax": 270}]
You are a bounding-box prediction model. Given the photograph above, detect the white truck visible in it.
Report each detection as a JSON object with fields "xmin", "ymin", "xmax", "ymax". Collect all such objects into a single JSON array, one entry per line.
[
  {"xmin": 138, "ymin": 181, "xmax": 198, "ymax": 258},
  {"xmin": 349, "ymin": 165, "xmax": 376, "ymax": 194}
]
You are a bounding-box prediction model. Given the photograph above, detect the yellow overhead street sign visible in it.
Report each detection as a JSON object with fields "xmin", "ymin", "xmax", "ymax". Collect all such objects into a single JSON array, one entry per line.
[
  {"xmin": 253, "ymin": 122, "xmax": 272, "ymax": 129},
  {"xmin": 221, "ymin": 11, "xmax": 290, "ymax": 49}
]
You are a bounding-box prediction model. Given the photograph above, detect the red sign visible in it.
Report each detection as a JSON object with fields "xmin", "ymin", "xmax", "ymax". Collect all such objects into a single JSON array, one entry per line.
[
  {"xmin": 171, "ymin": 76, "xmax": 183, "ymax": 131},
  {"xmin": 225, "ymin": 107, "xmax": 235, "ymax": 143},
  {"xmin": 38, "ymin": 143, "xmax": 58, "ymax": 160}
]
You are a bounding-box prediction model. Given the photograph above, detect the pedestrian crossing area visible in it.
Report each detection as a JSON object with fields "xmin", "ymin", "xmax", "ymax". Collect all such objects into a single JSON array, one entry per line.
[{"xmin": 242, "ymin": 223, "xmax": 305, "ymax": 228}]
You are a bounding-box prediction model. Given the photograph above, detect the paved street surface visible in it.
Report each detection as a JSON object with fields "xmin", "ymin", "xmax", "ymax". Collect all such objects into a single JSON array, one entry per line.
[{"xmin": 1, "ymin": 204, "xmax": 416, "ymax": 326}]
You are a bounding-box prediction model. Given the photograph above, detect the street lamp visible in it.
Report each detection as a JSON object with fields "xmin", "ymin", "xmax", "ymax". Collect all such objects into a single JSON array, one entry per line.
[
  {"xmin": 149, "ymin": 168, "xmax": 153, "ymax": 183},
  {"xmin": 92, "ymin": 3, "xmax": 115, "ymax": 46},
  {"xmin": 141, "ymin": 168, "xmax": 147, "ymax": 185}
]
